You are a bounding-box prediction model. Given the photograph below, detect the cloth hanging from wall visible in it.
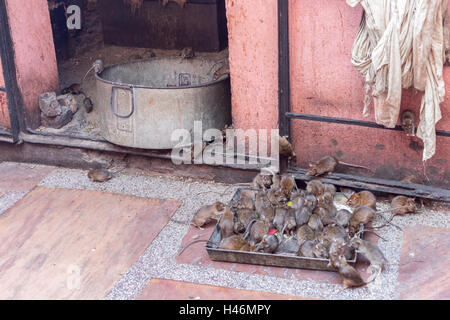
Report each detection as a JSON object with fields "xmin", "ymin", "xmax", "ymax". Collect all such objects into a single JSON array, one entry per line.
[{"xmin": 347, "ymin": 0, "xmax": 450, "ymax": 161}]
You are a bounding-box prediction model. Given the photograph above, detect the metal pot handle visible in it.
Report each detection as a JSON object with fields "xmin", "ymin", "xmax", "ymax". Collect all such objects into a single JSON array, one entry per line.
[{"xmin": 110, "ymin": 85, "xmax": 135, "ymax": 119}]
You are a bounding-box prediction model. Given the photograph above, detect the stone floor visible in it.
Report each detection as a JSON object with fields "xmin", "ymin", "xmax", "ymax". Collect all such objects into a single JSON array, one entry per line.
[{"xmin": 0, "ymin": 161, "xmax": 448, "ymax": 300}]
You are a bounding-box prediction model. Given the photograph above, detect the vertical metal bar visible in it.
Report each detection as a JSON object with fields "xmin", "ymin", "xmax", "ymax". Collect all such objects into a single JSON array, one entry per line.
[
  {"xmin": 278, "ymin": 0, "xmax": 290, "ymax": 172},
  {"xmin": 0, "ymin": 0, "xmax": 22, "ymax": 142}
]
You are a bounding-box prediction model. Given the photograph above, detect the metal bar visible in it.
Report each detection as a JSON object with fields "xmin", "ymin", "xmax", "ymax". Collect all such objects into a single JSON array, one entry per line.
[
  {"xmin": 0, "ymin": 0, "xmax": 22, "ymax": 142},
  {"xmin": 278, "ymin": 0, "xmax": 290, "ymax": 172},
  {"xmin": 288, "ymin": 168, "xmax": 450, "ymax": 202},
  {"xmin": 286, "ymin": 112, "xmax": 450, "ymax": 137}
]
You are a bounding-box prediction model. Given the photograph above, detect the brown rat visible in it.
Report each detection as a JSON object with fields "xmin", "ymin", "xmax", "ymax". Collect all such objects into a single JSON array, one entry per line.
[
  {"xmin": 391, "ymin": 196, "xmax": 416, "ymax": 216},
  {"xmin": 313, "ymin": 204, "xmax": 337, "ymax": 226},
  {"xmin": 350, "ymin": 237, "xmax": 388, "ymax": 282},
  {"xmin": 330, "ymin": 253, "xmax": 365, "ymax": 289},
  {"xmin": 244, "ymin": 219, "xmax": 270, "ymax": 246},
  {"xmin": 255, "ymin": 234, "xmax": 279, "ymax": 253},
  {"xmin": 295, "ymin": 206, "xmax": 313, "ymax": 226},
  {"xmin": 290, "ymin": 193, "xmax": 305, "ymax": 209},
  {"xmin": 280, "ymin": 175, "xmax": 297, "ymax": 197},
  {"xmin": 233, "ymin": 197, "xmax": 255, "ymax": 210},
  {"xmin": 255, "ymin": 191, "xmax": 271, "ymax": 213},
  {"xmin": 240, "ymin": 189, "xmax": 258, "ymax": 201},
  {"xmin": 279, "ymin": 136, "xmax": 297, "ymax": 162},
  {"xmin": 88, "ymin": 168, "xmax": 112, "ymax": 182},
  {"xmin": 306, "ymin": 180, "xmax": 325, "ymax": 196},
  {"xmin": 335, "ymin": 209, "xmax": 352, "ymax": 228},
  {"xmin": 276, "ymin": 237, "xmax": 300, "ymax": 255},
  {"xmin": 259, "ymin": 206, "xmax": 275, "ymax": 225},
  {"xmin": 219, "ymin": 206, "xmax": 235, "ymax": 239},
  {"xmin": 401, "ymin": 110, "xmax": 416, "ymax": 136},
  {"xmin": 304, "ymin": 193, "xmax": 318, "ymax": 209},
  {"xmin": 298, "ymin": 240, "xmax": 317, "ymax": 258},
  {"xmin": 308, "ymin": 214, "xmax": 324, "ymax": 234},
  {"xmin": 178, "ymin": 234, "xmax": 251, "ymax": 256},
  {"xmin": 268, "ymin": 188, "xmax": 288, "ymax": 206},
  {"xmin": 346, "ymin": 191, "xmax": 377, "ymax": 210},
  {"xmin": 235, "ymin": 208, "xmax": 257, "ymax": 231},
  {"xmin": 281, "ymin": 208, "xmax": 297, "ymax": 236},
  {"xmin": 192, "ymin": 202, "xmax": 225, "ymax": 228},
  {"xmin": 306, "ymin": 155, "xmax": 371, "ymax": 176},
  {"xmin": 401, "ymin": 175, "xmax": 423, "ymax": 185},
  {"xmin": 349, "ymin": 206, "xmax": 375, "ymax": 235},
  {"xmin": 328, "ymin": 239, "xmax": 365, "ymax": 288},
  {"xmin": 296, "ymin": 225, "xmax": 315, "ymax": 246},
  {"xmin": 322, "ymin": 224, "xmax": 347, "ymax": 242},
  {"xmin": 219, "ymin": 235, "xmax": 252, "ymax": 251},
  {"xmin": 87, "ymin": 167, "xmax": 127, "ymax": 183},
  {"xmin": 273, "ymin": 207, "xmax": 287, "ymax": 233}
]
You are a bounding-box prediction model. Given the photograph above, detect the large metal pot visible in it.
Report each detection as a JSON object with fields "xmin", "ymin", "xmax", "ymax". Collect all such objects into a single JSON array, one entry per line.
[{"xmin": 95, "ymin": 57, "xmax": 231, "ymax": 149}]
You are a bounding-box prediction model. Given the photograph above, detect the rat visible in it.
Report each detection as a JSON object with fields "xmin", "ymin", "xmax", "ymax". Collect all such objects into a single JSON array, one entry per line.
[
  {"xmin": 350, "ymin": 237, "xmax": 388, "ymax": 282},
  {"xmin": 273, "ymin": 207, "xmax": 287, "ymax": 233},
  {"xmin": 192, "ymin": 202, "xmax": 225, "ymax": 228},
  {"xmin": 346, "ymin": 191, "xmax": 377, "ymax": 210},
  {"xmin": 322, "ymin": 224, "xmax": 347, "ymax": 242},
  {"xmin": 255, "ymin": 234, "xmax": 279, "ymax": 253},
  {"xmin": 295, "ymin": 205, "xmax": 313, "ymax": 226},
  {"xmin": 178, "ymin": 234, "xmax": 252, "ymax": 256},
  {"xmin": 244, "ymin": 219, "xmax": 270, "ymax": 246},
  {"xmin": 314, "ymin": 204, "xmax": 337, "ymax": 226},
  {"xmin": 304, "ymin": 194, "xmax": 318, "ymax": 210},
  {"xmin": 401, "ymin": 110, "xmax": 416, "ymax": 136},
  {"xmin": 219, "ymin": 206, "xmax": 235, "ymax": 239},
  {"xmin": 401, "ymin": 175, "xmax": 423, "ymax": 185},
  {"xmin": 298, "ymin": 240, "xmax": 317, "ymax": 258},
  {"xmin": 87, "ymin": 167, "xmax": 127, "ymax": 182},
  {"xmin": 328, "ymin": 239, "xmax": 365, "ymax": 288},
  {"xmin": 279, "ymin": 136, "xmax": 297, "ymax": 162},
  {"xmin": 233, "ymin": 197, "xmax": 255, "ymax": 210},
  {"xmin": 61, "ymin": 83, "xmax": 83, "ymax": 95},
  {"xmin": 271, "ymin": 173, "xmax": 282, "ymax": 189},
  {"xmin": 296, "ymin": 225, "xmax": 315, "ymax": 246},
  {"xmin": 255, "ymin": 191, "xmax": 271, "ymax": 214},
  {"xmin": 306, "ymin": 155, "xmax": 371, "ymax": 176},
  {"xmin": 348, "ymin": 206, "xmax": 375, "ymax": 235},
  {"xmin": 280, "ymin": 175, "xmax": 297, "ymax": 197},
  {"xmin": 312, "ymin": 240, "xmax": 329, "ymax": 259},
  {"xmin": 281, "ymin": 208, "xmax": 297, "ymax": 236},
  {"xmin": 335, "ymin": 209, "xmax": 352, "ymax": 228},
  {"xmin": 290, "ymin": 193, "xmax": 305, "ymax": 210},
  {"xmin": 308, "ymin": 214, "xmax": 324, "ymax": 234},
  {"xmin": 391, "ymin": 196, "xmax": 417, "ymax": 216},
  {"xmin": 268, "ymin": 188, "xmax": 287, "ymax": 206},
  {"xmin": 236, "ymin": 208, "xmax": 257, "ymax": 228},
  {"xmin": 240, "ymin": 189, "xmax": 257, "ymax": 201},
  {"xmin": 329, "ymin": 253, "xmax": 365, "ymax": 289},
  {"xmin": 306, "ymin": 180, "xmax": 325, "ymax": 196},
  {"xmin": 276, "ymin": 237, "xmax": 300, "ymax": 255},
  {"xmin": 259, "ymin": 206, "xmax": 275, "ymax": 226}
]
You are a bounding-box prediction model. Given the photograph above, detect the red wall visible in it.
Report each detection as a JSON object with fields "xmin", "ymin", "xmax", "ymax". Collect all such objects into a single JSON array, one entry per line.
[
  {"xmin": 6, "ymin": 0, "xmax": 59, "ymax": 129},
  {"xmin": 0, "ymin": 56, "xmax": 10, "ymax": 129},
  {"xmin": 227, "ymin": 0, "xmax": 450, "ymax": 187}
]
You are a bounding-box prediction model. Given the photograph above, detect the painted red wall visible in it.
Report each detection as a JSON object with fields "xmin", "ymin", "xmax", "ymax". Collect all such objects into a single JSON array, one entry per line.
[
  {"xmin": 227, "ymin": 0, "xmax": 450, "ymax": 187},
  {"xmin": 6, "ymin": 0, "xmax": 59, "ymax": 129},
  {"xmin": 0, "ymin": 56, "xmax": 10, "ymax": 129}
]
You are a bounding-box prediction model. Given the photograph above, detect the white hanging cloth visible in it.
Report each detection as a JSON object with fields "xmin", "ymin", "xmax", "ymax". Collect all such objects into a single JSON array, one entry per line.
[{"xmin": 347, "ymin": 0, "xmax": 450, "ymax": 161}]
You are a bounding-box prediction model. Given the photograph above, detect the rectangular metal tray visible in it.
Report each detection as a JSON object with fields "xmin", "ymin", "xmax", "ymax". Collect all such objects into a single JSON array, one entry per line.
[{"xmin": 205, "ymin": 188, "xmax": 362, "ymax": 271}]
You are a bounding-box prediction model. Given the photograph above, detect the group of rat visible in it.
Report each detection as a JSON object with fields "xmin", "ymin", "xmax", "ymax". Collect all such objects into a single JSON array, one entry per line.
[{"xmin": 189, "ymin": 155, "xmax": 419, "ymax": 289}]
